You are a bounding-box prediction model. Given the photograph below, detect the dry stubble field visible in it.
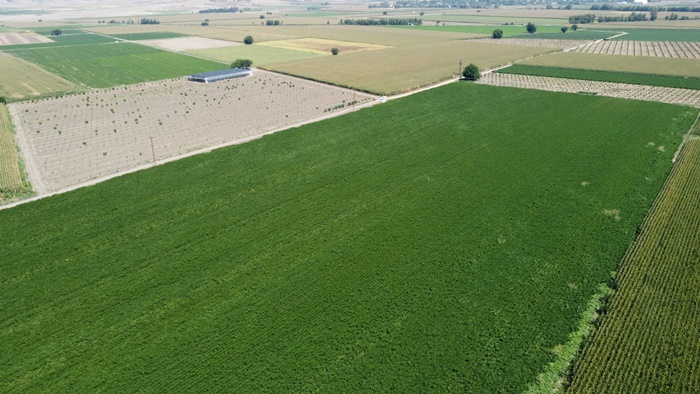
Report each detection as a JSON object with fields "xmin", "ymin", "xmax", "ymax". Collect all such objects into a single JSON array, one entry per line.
[
  {"xmin": 11, "ymin": 72, "xmax": 373, "ymax": 193},
  {"xmin": 0, "ymin": 32, "xmax": 53, "ymax": 45},
  {"xmin": 479, "ymin": 74, "xmax": 700, "ymax": 108},
  {"xmin": 574, "ymin": 40, "xmax": 700, "ymax": 58}
]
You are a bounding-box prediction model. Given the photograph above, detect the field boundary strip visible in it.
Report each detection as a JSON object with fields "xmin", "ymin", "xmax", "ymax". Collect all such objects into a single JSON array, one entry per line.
[{"xmin": 0, "ymin": 104, "xmax": 32, "ymax": 202}]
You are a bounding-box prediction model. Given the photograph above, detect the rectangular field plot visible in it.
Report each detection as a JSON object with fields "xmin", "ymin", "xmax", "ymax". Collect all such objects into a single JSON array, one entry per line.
[
  {"xmin": 10, "ymin": 72, "xmax": 373, "ymax": 193},
  {"xmin": 0, "ymin": 84, "xmax": 695, "ymax": 393},
  {"xmin": 568, "ymin": 137, "xmax": 700, "ymax": 394},
  {"xmin": 498, "ymin": 64, "xmax": 700, "ymax": 90},
  {"xmin": 573, "ymin": 40, "xmax": 700, "ymax": 58},
  {"xmin": 520, "ymin": 52, "xmax": 700, "ymax": 78},
  {"xmin": 266, "ymin": 40, "xmax": 551, "ymax": 95},
  {"xmin": 108, "ymin": 32, "xmax": 189, "ymax": 41},
  {"xmin": 0, "ymin": 104, "xmax": 27, "ymax": 201},
  {"xmin": 612, "ymin": 28, "xmax": 700, "ymax": 42},
  {"xmin": 0, "ymin": 32, "xmax": 52, "ymax": 45},
  {"xmin": 258, "ymin": 38, "xmax": 389, "ymax": 55},
  {"xmin": 479, "ymin": 74, "xmax": 700, "ymax": 107},
  {"xmin": 6, "ymin": 43, "xmax": 226, "ymax": 88},
  {"xmin": 0, "ymin": 52, "xmax": 77, "ymax": 100},
  {"xmin": 187, "ymin": 44, "xmax": 324, "ymax": 66},
  {"xmin": 0, "ymin": 31, "xmax": 115, "ymax": 50}
]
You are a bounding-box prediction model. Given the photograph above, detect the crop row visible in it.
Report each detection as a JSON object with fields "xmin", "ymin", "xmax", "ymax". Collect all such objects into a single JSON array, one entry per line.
[
  {"xmin": 573, "ymin": 40, "xmax": 700, "ymax": 58},
  {"xmin": 11, "ymin": 72, "xmax": 373, "ymax": 193},
  {"xmin": 472, "ymin": 37, "xmax": 591, "ymax": 49},
  {"xmin": 0, "ymin": 105, "xmax": 23, "ymax": 200},
  {"xmin": 479, "ymin": 73, "xmax": 700, "ymax": 107},
  {"xmin": 568, "ymin": 137, "xmax": 700, "ymax": 394}
]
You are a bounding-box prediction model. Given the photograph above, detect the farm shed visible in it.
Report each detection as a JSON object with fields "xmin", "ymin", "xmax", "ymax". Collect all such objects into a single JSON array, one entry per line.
[{"xmin": 188, "ymin": 68, "xmax": 252, "ymax": 83}]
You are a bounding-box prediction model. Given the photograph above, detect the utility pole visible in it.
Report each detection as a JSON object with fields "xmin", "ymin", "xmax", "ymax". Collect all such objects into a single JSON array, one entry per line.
[{"xmin": 150, "ymin": 136, "xmax": 156, "ymax": 165}]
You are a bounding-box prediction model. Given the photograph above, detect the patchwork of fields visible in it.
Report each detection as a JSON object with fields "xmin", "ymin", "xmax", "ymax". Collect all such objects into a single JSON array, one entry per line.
[
  {"xmin": 10, "ymin": 72, "xmax": 373, "ymax": 193},
  {"xmin": 1, "ymin": 83, "xmax": 694, "ymax": 392},
  {"xmin": 568, "ymin": 136, "xmax": 700, "ymax": 393},
  {"xmin": 480, "ymin": 73, "xmax": 700, "ymax": 107},
  {"xmin": 573, "ymin": 40, "xmax": 700, "ymax": 58}
]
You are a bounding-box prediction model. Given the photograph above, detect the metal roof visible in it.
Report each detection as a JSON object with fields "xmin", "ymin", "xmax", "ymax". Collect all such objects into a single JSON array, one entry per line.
[{"xmin": 189, "ymin": 68, "xmax": 250, "ymax": 79}]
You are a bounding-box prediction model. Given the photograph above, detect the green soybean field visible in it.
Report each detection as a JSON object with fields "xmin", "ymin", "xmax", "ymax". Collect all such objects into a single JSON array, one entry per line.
[{"xmin": 0, "ymin": 83, "xmax": 695, "ymax": 393}]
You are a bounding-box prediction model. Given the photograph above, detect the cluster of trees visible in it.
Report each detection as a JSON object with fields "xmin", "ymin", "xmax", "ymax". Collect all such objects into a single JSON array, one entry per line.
[
  {"xmin": 385, "ymin": 0, "xmax": 514, "ymax": 9},
  {"xmin": 243, "ymin": 35, "xmax": 254, "ymax": 45},
  {"xmin": 140, "ymin": 18, "xmax": 160, "ymax": 25},
  {"xmin": 265, "ymin": 20, "xmax": 282, "ymax": 25},
  {"xmin": 340, "ymin": 18, "xmax": 422, "ymax": 25},
  {"xmin": 199, "ymin": 7, "xmax": 240, "ymax": 13},
  {"xmin": 368, "ymin": 2, "xmax": 392, "ymax": 8},
  {"xmin": 462, "ymin": 64, "xmax": 480, "ymax": 81},
  {"xmin": 665, "ymin": 13, "xmax": 695, "ymax": 20},
  {"xmin": 231, "ymin": 59, "xmax": 253, "ymax": 68},
  {"xmin": 526, "ymin": 22, "xmax": 536, "ymax": 33},
  {"xmin": 50, "ymin": 29, "xmax": 62, "ymax": 36},
  {"xmin": 569, "ymin": 14, "xmax": 596, "ymax": 24},
  {"xmin": 591, "ymin": 4, "xmax": 700, "ymax": 12}
]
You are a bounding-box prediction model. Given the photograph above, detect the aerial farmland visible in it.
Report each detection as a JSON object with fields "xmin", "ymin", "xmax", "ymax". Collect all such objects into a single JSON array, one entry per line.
[{"xmin": 1, "ymin": 0, "xmax": 700, "ymax": 392}]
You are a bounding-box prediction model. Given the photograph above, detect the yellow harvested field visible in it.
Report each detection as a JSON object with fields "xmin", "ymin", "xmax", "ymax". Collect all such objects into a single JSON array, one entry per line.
[
  {"xmin": 266, "ymin": 41, "xmax": 551, "ymax": 95},
  {"xmin": 521, "ymin": 52, "xmax": 700, "ymax": 78},
  {"xmin": 0, "ymin": 104, "xmax": 23, "ymax": 200},
  {"xmin": 0, "ymin": 32, "xmax": 53, "ymax": 45},
  {"xmin": 139, "ymin": 37, "xmax": 239, "ymax": 52},
  {"xmin": 259, "ymin": 38, "xmax": 389, "ymax": 55},
  {"xmin": 187, "ymin": 45, "xmax": 324, "ymax": 66},
  {"xmin": 0, "ymin": 53, "xmax": 77, "ymax": 100}
]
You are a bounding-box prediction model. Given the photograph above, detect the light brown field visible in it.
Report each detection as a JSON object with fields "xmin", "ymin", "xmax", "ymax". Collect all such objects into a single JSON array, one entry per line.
[
  {"xmin": 0, "ymin": 104, "xmax": 24, "ymax": 201},
  {"xmin": 520, "ymin": 52, "xmax": 700, "ymax": 78},
  {"xmin": 265, "ymin": 40, "xmax": 552, "ymax": 95},
  {"xmin": 10, "ymin": 71, "xmax": 374, "ymax": 193},
  {"xmin": 0, "ymin": 52, "xmax": 77, "ymax": 100},
  {"xmin": 259, "ymin": 38, "xmax": 389, "ymax": 55},
  {"xmin": 139, "ymin": 36, "xmax": 239, "ymax": 51},
  {"xmin": 574, "ymin": 40, "xmax": 700, "ymax": 58},
  {"xmin": 0, "ymin": 32, "xmax": 53, "ymax": 45},
  {"xmin": 479, "ymin": 73, "xmax": 700, "ymax": 107}
]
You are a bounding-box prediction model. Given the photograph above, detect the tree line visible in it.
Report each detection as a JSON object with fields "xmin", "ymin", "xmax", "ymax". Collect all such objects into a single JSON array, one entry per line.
[
  {"xmin": 569, "ymin": 12, "xmax": 657, "ymax": 23},
  {"xmin": 140, "ymin": 18, "xmax": 160, "ymax": 25},
  {"xmin": 340, "ymin": 18, "xmax": 422, "ymax": 25},
  {"xmin": 591, "ymin": 4, "xmax": 700, "ymax": 12},
  {"xmin": 199, "ymin": 7, "xmax": 240, "ymax": 13}
]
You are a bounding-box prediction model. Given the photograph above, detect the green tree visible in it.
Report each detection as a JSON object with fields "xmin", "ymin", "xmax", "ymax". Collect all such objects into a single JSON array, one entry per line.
[
  {"xmin": 50, "ymin": 29, "xmax": 62, "ymax": 36},
  {"xmin": 571, "ymin": 24, "xmax": 578, "ymax": 31},
  {"xmin": 492, "ymin": 29, "xmax": 503, "ymax": 39},
  {"xmin": 0, "ymin": 96, "xmax": 6, "ymax": 104},
  {"xmin": 650, "ymin": 10, "xmax": 658, "ymax": 21},
  {"xmin": 231, "ymin": 59, "xmax": 253, "ymax": 68},
  {"xmin": 526, "ymin": 22, "xmax": 537, "ymax": 33},
  {"xmin": 462, "ymin": 63, "xmax": 480, "ymax": 81},
  {"xmin": 561, "ymin": 26, "xmax": 569, "ymax": 33},
  {"xmin": 331, "ymin": 48, "xmax": 339, "ymax": 55},
  {"xmin": 243, "ymin": 35, "xmax": 254, "ymax": 44}
]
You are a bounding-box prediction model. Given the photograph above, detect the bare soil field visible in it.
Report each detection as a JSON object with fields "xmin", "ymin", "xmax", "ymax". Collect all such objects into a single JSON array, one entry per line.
[
  {"xmin": 574, "ymin": 40, "xmax": 700, "ymax": 58},
  {"xmin": 10, "ymin": 71, "xmax": 373, "ymax": 194},
  {"xmin": 471, "ymin": 37, "xmax": 591, "ymax": 50},
  {"xmin": 0, "ymin": 32, "xmax": 53, "ymax": 45},
  {"xmin": 138, "ymin": 37, "xmax": 239, "ymax": 51},
  {"xmin": 478, "ymin": 73, "xmax": 700, "ymax": 108},
  {"xmin": 0, "ymin": 52, "xmax": 77, "ymax": 100}
]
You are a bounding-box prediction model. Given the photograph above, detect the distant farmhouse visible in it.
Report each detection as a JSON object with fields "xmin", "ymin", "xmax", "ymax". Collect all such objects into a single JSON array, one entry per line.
[{"xmin": 188, "ymin": 68, "xmax": 252, "ymax": 83}]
